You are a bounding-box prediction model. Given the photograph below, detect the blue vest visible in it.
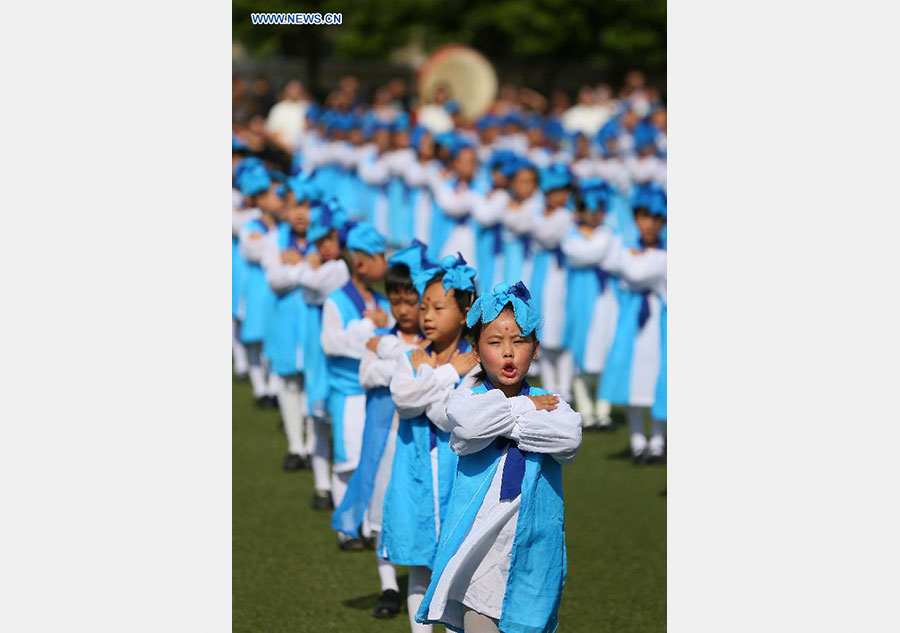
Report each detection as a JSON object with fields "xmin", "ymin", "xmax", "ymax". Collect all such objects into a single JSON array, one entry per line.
[
  {"xmin": 239, "ymin": 218, "xmax": 277, "ymax": 343},
  {"xmin": 418, "ymin": 383, "xmax": 568, "ymax": 633},
  {"xmin": 380, "ymin": 340, "xmax": 470, "ymax": 568},
  {"xmin": 232, "ymin": 235, "xmax": 248, "ymax": 319},
  {"xmin": 324, "ymin": 282, "xmax": 390, "ymax": 397},
  {"xmin": 267, "ymin": 223, "xmax": 309, "ymax": 376}
]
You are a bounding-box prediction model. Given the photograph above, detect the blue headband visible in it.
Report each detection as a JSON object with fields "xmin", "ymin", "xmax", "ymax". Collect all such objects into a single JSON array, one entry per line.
[
  {"xmin": 579, "ymin": 178, "xmax": 613, "ymax": 212},
  {"xmin": 387, "ymin": 239, "xmax": 434, "ymax": 282},
  {"xmin": 236, "ymin": 160, "xmax": 271, "ymax": 197},
  {"xmin": 286, "ymin": 173, "xmax": 319, "ymax": 202},
  {"xmin": 539, "ymin": 163, "xmax": 574, "ymax": 192},
  {"xmin": 346, "ymin": 222, "xmax": 387, "ymax": 256},
  {"xmin": 466, "ymin": 281, "xmax": 540, "ymax": 337},
  {"xmin": 476, "ymin": 114, "xmax": 500, "ymax": 130},
  {"xmin": 307, "ymin": 199, "xmax": 348, "ymax": 243},
  {"xmin": 412, "ymin": 253, "xmax": 477, "ymax": 297},
  {"xmin": 633, "ymin": 184, "xmax": 667, "ymax": 219}
]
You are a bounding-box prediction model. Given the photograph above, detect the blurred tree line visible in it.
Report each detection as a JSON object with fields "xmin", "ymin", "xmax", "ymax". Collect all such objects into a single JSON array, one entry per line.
[{"xmin": 233, "ymin": 0, "xmax": 665, "ymax": 96}]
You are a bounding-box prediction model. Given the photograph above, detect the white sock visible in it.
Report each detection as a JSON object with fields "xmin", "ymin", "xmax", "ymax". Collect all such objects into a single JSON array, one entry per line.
[
  {"xmin": 246, "ymin": 342, "xmax": 265, "ymax": 398},
  {"xmin": 376, "ymin": 555, "xmax": 399, "ymax": 592},
  {"xmin": 311, "ymin": 419, "xmax": 331, "ymax": 492},
  {"xmin": 595, "ymin": 398, "xmax": 613, "ymax": 425},
  {"xmin": 649, "ymin": 418, "xmax": 666, "ymax": 456},
  {"xmin": 463, "ymin": 609, "xmax": 500, "ymax": 633},
  {"xmin": 331, "ymin": 470, "xmax": 352, "ymax": 508},
  {"xmin": 232, "ymin": 319, "xmax": 249, "ymax": 375},
  {"xmin": 628, "ymin": 406, "xmax": 648, "ymax": 454},
  {"xmin": 572, "ymin": 374, "xmax": 595, "ymax": 425},
  {"xmin": 407, "ymin": 566, "xmax": 432, "ymax": 632},
  {"xmin": 279, "ymin": 376, "xmax": 306, "ymax": 456},
  {"xmin": 265, "ymin": 370, "xmax": 282, "ymax": 398}
]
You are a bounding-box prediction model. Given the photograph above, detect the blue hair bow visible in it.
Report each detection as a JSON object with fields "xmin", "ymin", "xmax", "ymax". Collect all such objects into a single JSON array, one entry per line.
[
  {"xmin": 579, "ymin": 178, "xmax": 613, "ymax": 212},
  {"xmin": 412, "ymin": 253, "xmax": 477, "ymax": 297},
  {"xmin": 286, "ymin": 173, "xmax": 320, "ymax": 203},
  {"xmin": 443, "ymin": 99, "xmax": 461, "ymax": 114},
  {"xmin": 345, "ymin": 222, "xmax": 387, "ymax": 256},
  {"xmin": 307, "ymin": 198, "xmax": 348, "ymax": 243},
  {"xmin": 466, "ymin": 281, "xmax": 540, "ymax": 337},
  {"xmin": 387, "ymin": 239, "xmax": 434, "ymax": 281},
  {"xmin": 235, "ymin": 160, "xmax": 271, "ymax": 197},
  {"xmin": 633, "ymin": 183, "xmax": 667, "ymax": 219},
  {"xmin": 391, "ymin": 112, "xmax": 411, "ymax": 133},
  {"xmin": 539, "ymin": 163, "xmax": 574, "ymax": 193}
]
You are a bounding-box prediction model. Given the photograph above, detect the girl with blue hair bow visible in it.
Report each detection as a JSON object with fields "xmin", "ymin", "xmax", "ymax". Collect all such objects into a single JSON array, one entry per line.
[
  {"xmin": 561, "ymin": 179, "xmax": 626, "ymax": 429},
  {"xmin": 499, "ymin": 158, "xmax": 542, "ymax": 285},
  {"xmin": 598, "ymin": 186, "xmax": 667, "ymax": 463},
  {"xmin": 232, "ymin": 157, "xmax": 264, "ymax": 380},
  {"xmin": 237, "ymin": 161, "xmax": 286, "ymax": 408},
  {"xmin": 416, "ymin": 281, "xmax": 582, "ymax": 633},
  {"xmin": 393, "ymin": 126, "xmax": 442, "ymax": 249},
  {"xmin": 381, "ymin": 254, "xmax": 480, "ymax": 633},
  {"xmin": 427, "ymin": 140, "xmax": 486, "ymax": 266}
]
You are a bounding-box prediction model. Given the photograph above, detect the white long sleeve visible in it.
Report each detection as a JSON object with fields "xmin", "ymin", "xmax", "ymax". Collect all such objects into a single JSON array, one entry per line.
[
  {"xmin": 471, "ymin": 189, "xmax": 509, "ymax": 227},
  {"xmin": 297, "ymin": 260, "xmax": 350, "ymax": 305},
  {"xmin": 386, "ymin": 148, "xmax": 417, "ymax": 176},
  {"xmin": 266, "ymin": 260, "xmax": 311, "ymax": 293},
  {"xmin": 503, "ymin": 196, "xmax": 541, "ymax": 235},
  {"xmin": 358, "ymin": 152, "xmax": 391, "ymax": 185},
  {"xmin": 512, "ymin": 399, "xmax": 583, "ymax": 464},
  {"xmin": 320, "ymin": 298, "xmax": 378, "ymax": 359},
  {"xmin": 531, "ymin": 208, "xmax": 574, "ymax": 249},
  {"xmin": 560, "ymin": 226, "xmax": 622, "ymax": 268},
  {"xmin": 358, "ymin": 334, "xmax": 413, "ymax": 390},
  {"xmin": 618, "ymin": 248, "xmax": 667, "ymax": 292},
  {"xmin": 238, "ymin": 222, "xmax": 278, "ymax": 263},
  {"xmin": 430, "ymin": 179, "xmax": 477, "ymax": 218},
  {"xmin": 232, "ymin": 207, "xmax": 260, "ymax": 236},
  {"xmin": 389, "ymin": 359, "xmax": 462, "ymax": 428},
  {"xmin": 447, "ymin": 388, "xmax": 537, "ymax": 456}
]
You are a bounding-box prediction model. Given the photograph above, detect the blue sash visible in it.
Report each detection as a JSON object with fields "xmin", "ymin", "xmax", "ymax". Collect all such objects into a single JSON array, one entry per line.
[{"xmin": 482, "ymin": 378, "xmax": 531, "ymax": 501}]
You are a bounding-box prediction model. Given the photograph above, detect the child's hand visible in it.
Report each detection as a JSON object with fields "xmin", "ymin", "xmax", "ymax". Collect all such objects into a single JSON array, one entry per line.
[
  {"xmin": 281, "ymin": 249, "xmax": 303, "ymax": 264},
  {"xmin": 450, "ymin": 351, "xmax": 478, "ymax": 376},
  {"xmin": 629, "ymin": 247, "xmax": 642, "ymax": 255},
  {"xmin": 578, "ymin": 225, "xmax": 593, "ymax": 238},
  {"xmin": 366, "ymin": 336, "xmax": 381, "ymax": 352},
  {"xmin": 527, "ymin": 394, "xmax": 560, "ymax": 412},
  {"xmin": 416, "ymin": 338, "xmax": 431, "ymax": 349},
  {"xmin": 410, "ymin": 348, "xmax": 436, "ymax": 370},
  {"xmin": 364, "ymin": 307, "xmax": 389, "ymax": 328},
  {"xmin": 305, "ymin": 252, "xmax": 322, "ymax": 268},
  {"xmin": 249, "ymin": 232, "xmax": 263, "ymax": 241}
]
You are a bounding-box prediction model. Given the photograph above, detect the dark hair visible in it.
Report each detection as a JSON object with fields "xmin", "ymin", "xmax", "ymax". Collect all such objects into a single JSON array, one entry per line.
[
  {"xmin": 424, "ymin": 272, "xmax": 476, "ymax": 315},
  {"xmin": 466, "ymin": 304, "xmax": 539, "ymax": 383},
  {"xmin": 385, "ymin": 263, "xmax": 416, "ymax": 295}
]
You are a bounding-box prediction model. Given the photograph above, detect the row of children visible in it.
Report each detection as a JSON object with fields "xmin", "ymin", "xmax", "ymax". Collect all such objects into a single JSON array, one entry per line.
[{"xmin": 231, "ymin": 128, "xmax": 666, "ymax": 630}]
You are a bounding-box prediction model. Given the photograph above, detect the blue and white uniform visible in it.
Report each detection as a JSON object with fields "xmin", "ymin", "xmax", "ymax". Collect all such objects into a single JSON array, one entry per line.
[
  {"xmin": 429, "ymin": 171, "xmax": 483, "ymax": 266},
  {"xmin": 500, "ymin": 193, "xmax": 542, "ymax": 285},
  {"xmin": 529, "ymin": 205, "xmax": 575, "ymax": 402},
  {"xmin": 418, "ymin": 380, "xmax": 581, "ymax": 633},
  {"xmin": 471, "ymin": 188, "xmax": 509, "ymax": 293}
]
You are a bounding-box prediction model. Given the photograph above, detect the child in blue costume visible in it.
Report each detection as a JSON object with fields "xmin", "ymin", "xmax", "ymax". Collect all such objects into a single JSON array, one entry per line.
[
  {"xmin": 264, "ymin": 174, "xmax": 320, "ymax": 471},
  {"xmin": 321, "ymin": 222, "xmax": 392, "ymax": 548},
  {"xmin": 471, "ymin": 150, "xmax": 517, "ymax": 294},
  {"xmin": 529, "ymin": 163, "xmax": 576, "ymax": 403},
  {"xmin": 382, "ymin": 254, "xmax": 480, "ymax": 633},
  {"xmin": 232, "ymin": 152, "xmax": 260, "ymax": 379},
  {"xmin": 384, "ymin": 112, "xmax": 416, "ymax": 249},
  {"xmin": 561, "ymin": 179, "xmax": 624, "ymax": 429},
  {"xmin": 331, "ymin": 240, "xmax": 432, "ymax": 620},
  {"xmin": 598, "ymin": 184, "xmax": 667, "ymax": 462},
  {"xmin": 236, "ymin": 160, "xmax": 284, "ymax": 407},
  {"xmin": 429, "ymin": 140, "xmax": 484, "ymax": 266},
  {"xmin": 298, "ymin": 200, "xmax": 353, "ymax": 509},
  {"xmin": 417, "ymin": 281, "xmax": 582, "ymax": 633},
  {"xmin": 396, "ymin": 126, "xmax": 440, "ymax": 247},
  {"xmin": 357, "ymin": 120, "xmax": 393, "ymax": 237},
  {"xmin": 500, "ymin": 159, "xmax": 542, "ymax": 285}
]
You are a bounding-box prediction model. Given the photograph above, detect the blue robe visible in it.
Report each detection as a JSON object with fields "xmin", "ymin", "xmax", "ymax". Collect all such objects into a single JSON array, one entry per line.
[
  {"xmin": 651, "ymin": 303, "xmax": 667, "ymax": 421},
  {"xmin": 239, "ymin": 219, "xmax": 277, "ymax": 344},
  {"xmin": 267, "ymin": 224, "xmax": 308, "ymax": 376},
  {"xmin": 417, "ymin": 383, "xmax": 568, "ymax": 633}
]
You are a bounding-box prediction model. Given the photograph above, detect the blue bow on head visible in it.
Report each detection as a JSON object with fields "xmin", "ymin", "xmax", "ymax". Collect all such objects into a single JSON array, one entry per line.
[
  {"xmin": 466, "ymin": 281, "xmax": 540, "ymax": 337},
  {"xmin": 412, "ymin": 253, "xmax": 477, "ymax": 297},
  {"xmin": 410, "ymin": 125, "xmax": 430, "ymax": 151},
  {"xmin": 502, "ymin": 111, "xmax": 525, "ymax": 128},
  {"xmin": 345, "ymin": 222, "xmax": 387, "ymax": 256},
  {"xmin": 448, "ymin": 136, "xmax": 475, "ymax": 159},
  {"xmin": 387, "ymin": 239, "xmax": 434, "ymax": 282},
  {"xmin": 524, "ymin": 113, "xmax": 544, "ymax": 130},
  {"xmin": 307, "ymin": 198, "xmax": 348, "ymax": 243},
  {"xmin": 305, "ymin": 104, "xmax": 322, "ymax": 121},
  {"xmin": 539, "ymin": 163, "xmax": 574, "ymax": 193},
  {"xmin": 543, "ymin": 117, "xmax": 564, "ymax": 142},
  {"xmin": 504, "ymin": 157, "xmax": 537, "ymax": 180},
  {"xmin": 443, "ymin": 99, "xmax": 461, "ymax": 115},
  {"xmin": 633, "ymin": 121, "xmax": 659, "ymax": 152},
  {"xmin": 286, "ymin": 173, "xmax": 320, "ymax": 203},
  {"xmin": 579, "ymin": 178, "xmax": 613, "ymax": 212},
  {"xmin": 633, "ymin": 183, "xmax": 667, "ymax": 219},
  {"xmin": 476, "ymin": 114, "xmax": 500, "ymax": 130},
  {"xmin": 235, "ymin": 159, "xmax": 272, "ymax": 197},
  {"xmin": 488, "ymin": 149, "xmax": 518, "ymax": 173}
]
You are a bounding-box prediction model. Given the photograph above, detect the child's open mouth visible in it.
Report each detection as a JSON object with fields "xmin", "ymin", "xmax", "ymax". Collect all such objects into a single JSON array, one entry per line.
[{"xmin": 501, "ymin": 362, "xmax": 517, "ymax": 378}]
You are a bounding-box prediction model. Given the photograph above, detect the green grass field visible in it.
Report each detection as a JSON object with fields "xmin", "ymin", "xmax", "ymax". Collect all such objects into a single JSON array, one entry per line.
[{"xmin": 233, "ymin": 377, "xmax": 666, "ymax": 632}]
